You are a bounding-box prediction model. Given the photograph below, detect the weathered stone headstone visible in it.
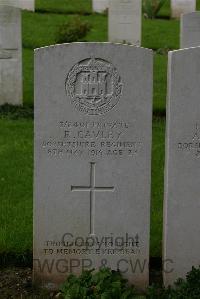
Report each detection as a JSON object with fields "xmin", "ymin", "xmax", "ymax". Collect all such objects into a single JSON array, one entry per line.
[
  {"xmin": 0, "ymin": 1, "xmax": 34, "ymax": 105},
  {"xmin": 163, "ymin": 47, "xmax": 200, "ymax": 286},
  {"xmin": 92, "ymin": 0, "xmax": 108, "ymax": 13},
  {"xmin": 108, "ymin": 0, "xmax": 141, "ymax": 45},
  {"xmin": 0, "ymin": 5, "xmax": 22, "ymax": 105},
  {"xmin": 34, "ymin": 43, "xmax": 153, "ymax": 290},
  {"xmin": 171, "ymin": 0, "xmax": 196, "ymax": 19},
  {"xmin": 0, "ymin": 0, "xmax": 35, "ymax": 11},
  {"xmin": 181, "ymin": 12, "xmax": 200, "ymax": 48}
]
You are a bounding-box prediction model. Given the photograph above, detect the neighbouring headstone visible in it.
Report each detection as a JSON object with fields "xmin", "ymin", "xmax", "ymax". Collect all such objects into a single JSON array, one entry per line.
[
  {"xmin": 163, "ymin": 47, "xmax": 200, "ymax": 286},
  {"xmin": 0, "ymin": 1, "xmax": 34, "ymax": 105},
  {"xmin": 181, "ymin": 12, "xmax": 200, "ymax": 48},
  {"xmin": 0, "ymin": 5, "xmax": 22, "ymax": 105},
  {"xmin": 92, "ymin": 0, "xmax": 108, "ymax": 13},
  {"xmin": 34, "ymin": 43, "xmax": 153, "ymax": 290},
  {"xmin": 108, "ymin": 0, "xmax": 141, "ymax": 45},
  {"xmin": 171, "ymin": 0, "xmax": 196, "ymax": 19},
  {"xmin": 0, "ymin": 0, "xmax": 35, "ymax": 11}
]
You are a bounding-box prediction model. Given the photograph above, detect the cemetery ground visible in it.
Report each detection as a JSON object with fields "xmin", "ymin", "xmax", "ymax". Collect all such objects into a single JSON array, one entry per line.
[{"xmin": 1, "ymin": 0, "xmax": 200, "ymax": 297}]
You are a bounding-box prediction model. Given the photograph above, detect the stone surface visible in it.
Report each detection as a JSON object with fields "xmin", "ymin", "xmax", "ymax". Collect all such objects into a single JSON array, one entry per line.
[
  {"xmin": 0, "ymin": 5, "xmax": 22, "ymax": 105},
  {"xmin": 108, "ymin": 0, "xmax": 141, "ymax": 45},
  {"xmin": 163, "ymin": 47, "xmax": 200, "ymax": 286},
  {"xmin": 92, "ymin": 0, "xmax": 108, "ymax": 13},
  {"xmin": 171, "ymin": 0, "xmax": 196, "ymax": 19},
  {"xmin": 34, "ymin": 43, "xmax": 153, "ymax": 290},
  {"xmin": 181, "ymin": 12, "xmax": 200, "ymax": 48},
  {"xmin": 0, "ymin": 0, "xmax": 35, "ymax": 11}
]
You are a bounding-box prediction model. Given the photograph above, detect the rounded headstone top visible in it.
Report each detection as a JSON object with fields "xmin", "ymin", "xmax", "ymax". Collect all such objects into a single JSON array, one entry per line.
[{"xmin": 0, "ymin": 0, "xmax": 34, "ymax": 11}]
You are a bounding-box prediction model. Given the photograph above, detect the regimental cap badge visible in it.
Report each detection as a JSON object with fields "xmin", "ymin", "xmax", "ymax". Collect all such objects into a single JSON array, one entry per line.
[{"xmin": 66, "ymin": 58, "xmax": 123, "ymax": 115}]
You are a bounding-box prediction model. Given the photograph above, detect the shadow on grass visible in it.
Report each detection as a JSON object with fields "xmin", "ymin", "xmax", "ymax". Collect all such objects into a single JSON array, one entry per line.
[
  {"xmin": 35, "ymin": 8, "xmax": 93, "ymax": 16},
  {"xmin": 0, "ymin": 104, "xmax": 33, "ymax": 120},
  {"xmin": 0, "ymin": 250, "xmax": 32, "ymax": 268}
]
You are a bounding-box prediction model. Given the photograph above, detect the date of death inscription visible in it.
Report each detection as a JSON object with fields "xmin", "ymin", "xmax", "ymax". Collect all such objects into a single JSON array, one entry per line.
[{"xmin": 41, "ymin": 120, "xmax": 143, "ymax": 158}]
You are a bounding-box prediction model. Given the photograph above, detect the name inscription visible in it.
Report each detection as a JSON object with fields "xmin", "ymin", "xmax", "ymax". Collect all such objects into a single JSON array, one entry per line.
[{"xmin": 41, "ymin": 120, "xmax": 143, "ymax": 158}]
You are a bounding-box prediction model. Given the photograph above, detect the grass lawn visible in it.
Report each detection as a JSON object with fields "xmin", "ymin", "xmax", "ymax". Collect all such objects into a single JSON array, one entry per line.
[
  {"xmin": 22, "ymin": 1, "xmax": 180, "ymax": 111},
  {"xmin": 23, "ymin": 49, "xmax": 34, "ymax": 106},
  {"xmin": 151, "ymin": 118, "xmax": 165, "ymax": 257},
  {"xmin": 36, "ymin": 0, "xmax": 93, "ymax": 15},
  {"xmin": 154, "ymin": 54, "xmax": 167, "ymax": 113},
  {"xmin": 0, "ymin": 119, "xmax": 33, "ymax": 256},
  {"xmin": 22, "ymin": 12, "xmax": 174, "ymax": 111},
  {"xmin": 142, "ymin": 18, "xmax": 179, "ymax": 50},
  {"xmin": 0, "ymin": 0, "xmax": 195, "ymax": 262}
]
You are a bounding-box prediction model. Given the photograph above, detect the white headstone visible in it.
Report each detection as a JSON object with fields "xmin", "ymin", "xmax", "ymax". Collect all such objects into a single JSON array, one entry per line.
[
  {"xmin": 92, "ymin": 0, "xmax": 109, "ymax": 13},
  {"xmin": 0, "ymin": 0, "xmax": 35, "ymax": 11},
  {"xmin": 108, "ymin": 0, "xmax": 142, "ymax": 45},
  {"xmin": 181, "ymin": 12, "xmax": 200, "ymax": 48},
  {"xmin": 34, "ymin": 43, "xmax": 153, "ymax": 290},
  {"xmin": 164, "ymin": 47, "xmax": 200, "ymax": 286},
  {"xmin": 171, "ymin": 0, "xmax": 196, "ymax": 19},
  {"xmin": 0, "ymin": 5, "xmax": 22, "ymax": 105}
]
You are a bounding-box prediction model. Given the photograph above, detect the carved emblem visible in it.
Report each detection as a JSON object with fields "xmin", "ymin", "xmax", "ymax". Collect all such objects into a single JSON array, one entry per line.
[{"xmin": 66, "ymin": 58, "xmax": 123, "ymax": 115}]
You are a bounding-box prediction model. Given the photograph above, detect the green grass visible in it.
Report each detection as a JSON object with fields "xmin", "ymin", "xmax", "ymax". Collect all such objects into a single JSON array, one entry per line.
[
  {"xmin": 23, "ymin": 10, "xmax": 179, "ymax": 50},
  {"xmin": 151, "ymin": 118, "xmax": 165, "ymax": 257},
  {"xmin": 23, "ymin": 49, "xmax": 34, "ymax": 106},
  {"xmin": 36, "ymin": 0, "xmax": 92, "ymax": 15},
  {"xmin": 22, "ymin": 11, "xmax": 75, "ymax": 49},
  {"xmin": 142, "ymin": 18, "xmax": 179, "ymax": 50},
  {"xmin": 157, "ymin": 0, "xmax": 171, "ymax": 18},
  {"xmin": 21, "ymin": 5, "xmax": 180, "ymax": 109},
  {"xmin": 22, "ymin": 12, "xmax": 107, "ymax": 49},
  {"xmin": 0, "ymin": 119, "xmax": 33, "ymax": 254},
  {"xmin": 154, "ymin": 54, "xmax": 167, "ymax": 113}
]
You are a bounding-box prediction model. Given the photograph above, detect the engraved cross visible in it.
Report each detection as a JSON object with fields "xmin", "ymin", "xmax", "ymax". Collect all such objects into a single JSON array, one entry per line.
[{"xmin": 71, "ymin": 162, "xmax": 115, "ymax": 235}]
